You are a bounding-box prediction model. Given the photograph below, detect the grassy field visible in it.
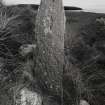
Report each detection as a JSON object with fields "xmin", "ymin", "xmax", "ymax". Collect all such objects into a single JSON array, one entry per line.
[
  {"xmin": 64, "ymin": 11, "xmax": 105, "ymax": 105},
  {"xmin": 0, "ymin": 4, "xmax": 105, "ymax": 105}
]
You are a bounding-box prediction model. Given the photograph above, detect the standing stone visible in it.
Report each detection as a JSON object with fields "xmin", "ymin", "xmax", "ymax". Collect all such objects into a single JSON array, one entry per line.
[{"xmin": 35, "ymin": 0, "xmax": 65, "ymax": 99}]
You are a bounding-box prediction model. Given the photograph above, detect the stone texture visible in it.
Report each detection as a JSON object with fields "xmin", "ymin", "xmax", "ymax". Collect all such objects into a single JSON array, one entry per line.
[{"xmin": 34, "ymin": 0, "xmax": 65, "ymax": 98}]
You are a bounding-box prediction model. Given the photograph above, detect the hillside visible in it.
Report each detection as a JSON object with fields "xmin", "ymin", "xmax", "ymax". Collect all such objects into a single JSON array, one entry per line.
[
  {"xmin": 0, "ymin": 4, "xmax": 105, "ymax": 105},
  {"xmin": 65, "ymin": 11, "xmax": 105, "ymax": 105}
]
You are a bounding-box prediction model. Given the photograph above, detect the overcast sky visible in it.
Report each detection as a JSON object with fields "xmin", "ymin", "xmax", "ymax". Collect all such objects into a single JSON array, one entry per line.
[{"xmin": 3, "ymin": 0, "xmax": 105, "ymax": 13}]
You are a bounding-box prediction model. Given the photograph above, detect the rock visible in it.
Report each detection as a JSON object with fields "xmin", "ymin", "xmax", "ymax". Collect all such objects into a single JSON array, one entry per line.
[{"xmin": 34, "ymin": 0, "xmax": 65, "ymax": 98}]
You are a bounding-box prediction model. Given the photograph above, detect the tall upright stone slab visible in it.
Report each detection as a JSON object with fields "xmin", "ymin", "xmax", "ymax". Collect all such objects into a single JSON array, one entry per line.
[{"xmin": 35, "ymin": 0, "xmax": 65, "ymax": 100}]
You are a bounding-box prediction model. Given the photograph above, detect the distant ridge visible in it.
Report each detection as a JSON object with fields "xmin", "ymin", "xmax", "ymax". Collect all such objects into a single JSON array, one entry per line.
[
  {"xmin": 64, "ymin": 6, "xmax": 82, "ymax": 10},
  {"xmin": 15, "ymin": 4, "xmax": 82, "ymax": 10}
]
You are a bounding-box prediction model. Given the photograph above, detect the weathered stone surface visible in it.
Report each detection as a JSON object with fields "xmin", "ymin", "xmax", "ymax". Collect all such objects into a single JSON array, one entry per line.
[
  {"xmin": 14, "ymin": 88, "xmax": 42, "ymax": 105},
  {"xmin": 80, "ymin": 100, "xmax": 90, "ymax": 105},
  {"xmin": 34, "ymin": 0, "xmax": 65, "ymax": 98},
  {"xmin": 20, "ymin": 88, "xmax": 42, "ymax": 105}
]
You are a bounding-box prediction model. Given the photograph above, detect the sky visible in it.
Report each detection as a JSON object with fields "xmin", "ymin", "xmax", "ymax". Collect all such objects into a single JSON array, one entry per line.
[{"xmin": 2, "ymin": 0, "xmax": 105, "ymax": 13}]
